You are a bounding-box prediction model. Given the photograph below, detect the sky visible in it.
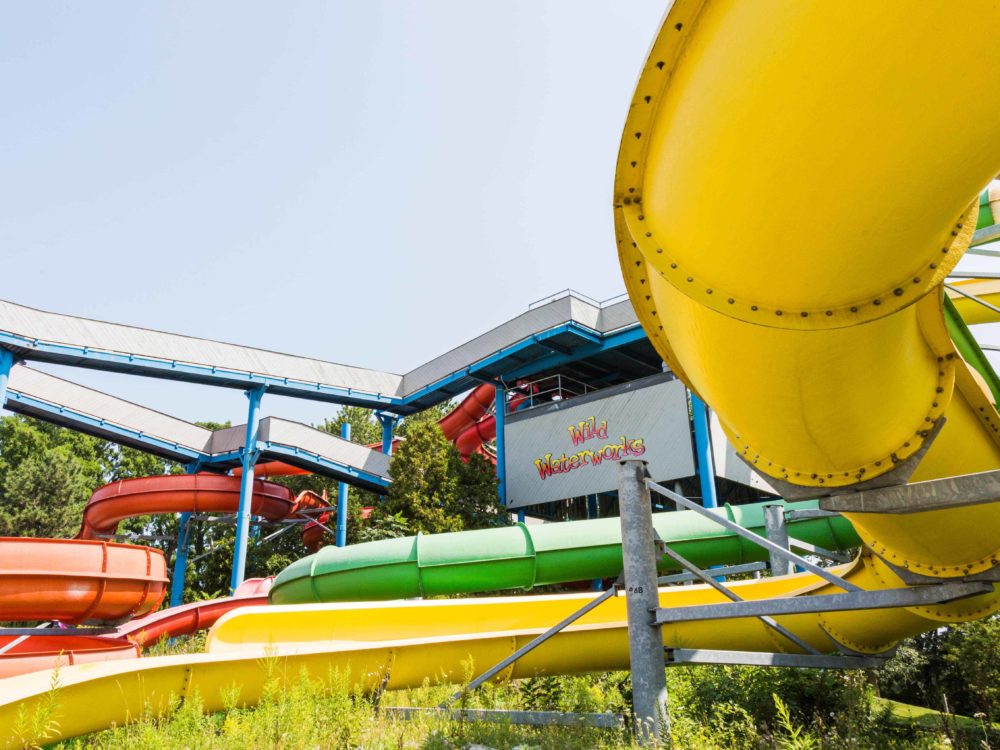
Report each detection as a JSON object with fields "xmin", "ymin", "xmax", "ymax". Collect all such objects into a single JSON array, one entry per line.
[
  {"xmin": 1, "ymin": 2, "xmax": 998, "ymax": 429},
  {"xmin": 0, "ymin": 1, "xmax": 669, "ymax": 426}
]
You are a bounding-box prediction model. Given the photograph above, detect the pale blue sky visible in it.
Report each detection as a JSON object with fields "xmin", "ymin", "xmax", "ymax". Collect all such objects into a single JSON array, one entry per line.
[
  {"xmin": 0, "ymin": 2, "xmax": 667, "ymax": 425},
  {"xmin": 2, "ymin": 2, "xmax": 997, "ymax": 429}
]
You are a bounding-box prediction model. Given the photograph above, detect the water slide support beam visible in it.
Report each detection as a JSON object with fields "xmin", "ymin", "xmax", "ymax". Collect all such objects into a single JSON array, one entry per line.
[
  {"xmin": 169, "ymin": 512, "xmax": 192, "ymax": 607},
  {"xmin": 494, "ymin": 382, "xmax": 508, "ymax": 508},
  {"xmin": 375, "ymin": 411, "xmax": 399, "ymax": 456},
  {"xmin": 337, "ymin": 422, "xmax": 350, "ymax": 547},
  {"xmin": 230, "ymin": 386, "xmax": 264, "ymax": 592},
  {"xmin": 763, "ymin": 505, "xmax": 795, "ymax": 577},
  {"xmin": 690, "ymin": 392, "xmax": 718, "ymax": 509},
  {"xmin": 618, "ymin": 460, "xmax": 669, "ymax": 746},
  {"xmin": 0, "ymin": 350, "xmax": 13, "ymax": 409}
]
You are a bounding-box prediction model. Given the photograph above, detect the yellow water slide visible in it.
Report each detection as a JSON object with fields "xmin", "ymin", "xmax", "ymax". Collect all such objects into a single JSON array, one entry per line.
[
  {"xmin": 2, "ymin": 3, "xmax": 1000, "ymax": 745},
  {"xmin": 615, "ymin": 0, "xmax": 1000, "ymax": 577}
]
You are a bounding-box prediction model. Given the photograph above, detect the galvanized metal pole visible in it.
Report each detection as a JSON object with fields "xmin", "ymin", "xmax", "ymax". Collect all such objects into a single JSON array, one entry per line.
[
  {"xmin": 494, "ymin": 383, "xmax": 507, "ymax": 507},
  {"xmin": 336, "ymin": 422, "xmax": 350, "ymax": 547},
  {"xmin": 0, "ymin": 349, "xmax": 13, "ymax": 408},
  {"xmin": 618, "ymin": 460, "xmax": 668, "ymax": 746},
  {"xmin": 763, "ymin": 504, "xmax": 795, "ymax": 576},
  {"xmin": 588, "ymin": 493, "xmax": 603, "ymax": 590},
  {"xmin": 230, "ymin": 386, "xmax": 264, "ymax": 592},
  {"xmin": 690, "ymin": 392, "xmax": 718, "ymax": 509},
  {"xmin": 169, "ymin": 512, "xmax": 192, "ymax": 607}
]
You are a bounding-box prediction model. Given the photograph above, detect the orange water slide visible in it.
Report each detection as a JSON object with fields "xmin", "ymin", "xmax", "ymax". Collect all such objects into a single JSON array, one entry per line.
[
  {"xmin": 0, "ymin": 538, "xmax": 167, "ymax": 624},
  {"xmin": 77, "ymin": 474, "xmax": 297, "ymax": 541}
]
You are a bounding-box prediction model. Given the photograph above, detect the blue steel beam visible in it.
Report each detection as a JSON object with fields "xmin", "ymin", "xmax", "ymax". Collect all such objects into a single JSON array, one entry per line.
[
  {"xmin": 4, "ymin": 389, "xmax": 204, "ymax": 463},
  {"xmin": 230, "ymin": 387, "xmax": 265, "ymax": 591},
  {"xmin": 1, "ymin": 320, "xmax": 649, "ymax": 415},
  {"xmin": 500, "ymin": 325, "xmax": 648, "ymax": 382},
  {"xmin": 0, "ymin": 335, "xmax": 405, "ymax": 411},
  {"xmin": 0, "ymin": 350, "xmax": 14, "ymax": 409},
  {"xmin": 336, "ymin": 422, "xmax": 350, "ymax": 547},
  {"xmin": 495, "ymin": 384, "xmax": 507, "ymax": 508},
  {"xmin": 169, "ymin": 511, "xmax": 192, "ymax": 607},
  {"xmin": 690, "ymin": 391, "xmax": 719, "ymax": 509},
  {"xmin": 375, "ymin": 411, "xmax": 400, "ymax": 456},
  {"xmin": 398, "ymin": 322, "xmax": 621, "ymax": 407}
]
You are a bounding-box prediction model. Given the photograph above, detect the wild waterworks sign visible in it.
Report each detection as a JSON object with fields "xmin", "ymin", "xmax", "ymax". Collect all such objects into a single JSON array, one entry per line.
[{"xmin": 503, "ymin": 374, "xmax": 695, "ymax": 508}]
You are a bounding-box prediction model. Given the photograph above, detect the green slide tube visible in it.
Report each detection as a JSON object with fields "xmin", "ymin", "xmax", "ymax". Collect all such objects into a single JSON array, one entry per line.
[{"xmin": 270, "ymin": 499, "xmax": 860, "ymax": 605}]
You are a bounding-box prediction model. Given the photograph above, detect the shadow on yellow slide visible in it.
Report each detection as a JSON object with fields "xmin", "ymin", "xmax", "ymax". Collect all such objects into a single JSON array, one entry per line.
[{"xmin": 3, "ymin": 2, "xmax": 1000, "ymax": 745}]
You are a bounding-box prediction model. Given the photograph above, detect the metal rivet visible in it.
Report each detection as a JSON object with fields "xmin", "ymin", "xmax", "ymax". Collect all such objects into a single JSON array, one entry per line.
[{"xmin": 893, "ymin": 288, "xmax": 903, "ymax": 296}]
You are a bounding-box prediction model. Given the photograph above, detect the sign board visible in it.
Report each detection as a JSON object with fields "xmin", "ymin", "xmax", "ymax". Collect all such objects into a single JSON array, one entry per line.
[{"xmin": 503, "ymin": 374, "xmax": 695, "ymax": 508}]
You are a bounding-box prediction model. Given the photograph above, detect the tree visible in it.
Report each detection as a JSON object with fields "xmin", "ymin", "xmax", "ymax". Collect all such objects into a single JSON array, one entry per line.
[
  {"xmin": 381, "ymin": 420, "xmax": 462, "ymax": 534},
  {"xmin": 452, "ymin": 451, "xmax": 503, "ymax": 529},
  {"xmin": 378, "ymin": 419, "xmax": 504, "ymax": 535},
  {"xmin": 0, "ymin": 445, "xmax": 93, "ymax": 538}
]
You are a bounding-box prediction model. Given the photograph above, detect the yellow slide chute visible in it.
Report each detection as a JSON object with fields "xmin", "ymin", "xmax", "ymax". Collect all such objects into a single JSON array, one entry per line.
[
  {"xmin": 3, "ymin": 3, "xmax": 1000, "ymax": 745},
  {"xmin": 616, "ymin": 0, "xmax": 1000, "ymax": 574}
]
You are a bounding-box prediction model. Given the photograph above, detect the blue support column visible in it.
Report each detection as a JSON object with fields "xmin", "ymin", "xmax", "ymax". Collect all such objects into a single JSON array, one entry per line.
[
  {"xmin": 690, "ymin": 391, "xmax": 719, "ymax": 509},
  {"xmin": 169, "ymin": 512, "xmax": 192, "ymax": 607},
  {"xmin": 336, "ymin": 422, "xmax": 350, "ymax": 547},
  {"xmin": 494, "ymin": 383, "xmax": 507, "ymax": 508},
  {"xmin": 375, "ymin": 411, "xmax": 399, "ymax": 455},
  {"xmin": 230, "ymin": 386, "xmax": 264, "ymax": 592},
  {"xmin": 0, "ymin": 349, "xmax": 14, "ymax": 409}
]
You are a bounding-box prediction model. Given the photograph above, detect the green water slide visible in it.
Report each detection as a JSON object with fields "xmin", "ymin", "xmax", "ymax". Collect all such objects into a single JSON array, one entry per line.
[{"xmin": 270, "ymin": 498, "xmax": 860, "ymax": 605}]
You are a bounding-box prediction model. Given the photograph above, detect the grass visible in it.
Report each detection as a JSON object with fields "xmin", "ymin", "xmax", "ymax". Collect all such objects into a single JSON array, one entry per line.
[
  {"xmin": 877, "ymin": 697, "xmax": 999, "ymax": 734},
  {"xmin": 44, "ymin": 668, "xmax": 643, "ymax": 750}
]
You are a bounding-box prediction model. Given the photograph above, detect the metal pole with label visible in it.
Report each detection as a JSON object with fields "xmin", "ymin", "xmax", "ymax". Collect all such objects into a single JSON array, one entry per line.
[{"xmin": 618, "ymin": 460, "xmax": 669, "ymax": 746}]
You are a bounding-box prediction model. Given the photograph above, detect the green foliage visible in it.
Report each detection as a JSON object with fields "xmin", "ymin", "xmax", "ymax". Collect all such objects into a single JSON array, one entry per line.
[
  {"xmin": 357, "ymin": 510, "xmax": 411, "ymax": 542},
  {"xmin": 877, "ymin": 615, "xmax": 1000, "ymax": 725},
  {"xmin": 382, "ymin": 420, "xmax": 462, "ymax": 533},
  {"xmin": 381, "ymin": 420, "xmax": 503, "ymax": 535},
  {"xmin": 0, "ymin": 445, "xmax": 92, "ymax": 537},
  {"xmin": 772, "ymin": 693, "xmax": 820, "ymax": 750}
]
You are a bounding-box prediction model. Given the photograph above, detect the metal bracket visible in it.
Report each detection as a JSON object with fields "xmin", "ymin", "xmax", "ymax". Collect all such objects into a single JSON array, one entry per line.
[
  {"xmin": 665, "ymin": 648, "xmax": 888, "ymax": 670},
  {"xmin": 657, "ymin": 561, "xmax": 768, "ymax": 584},
  {"xmin": 876, "ymin": 556, "xmax": 1000, "ymax": 586},
  {"xmin": 820, "ymin": 468, "xmax": 1000, "ymax": 515},
  {"xmin": 654, "ymin": 581, "xmax": 992, "ymax": 625},
  {"xmin": 383, "ymin": 706, "xmax": 625, "ymax": 729}
]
